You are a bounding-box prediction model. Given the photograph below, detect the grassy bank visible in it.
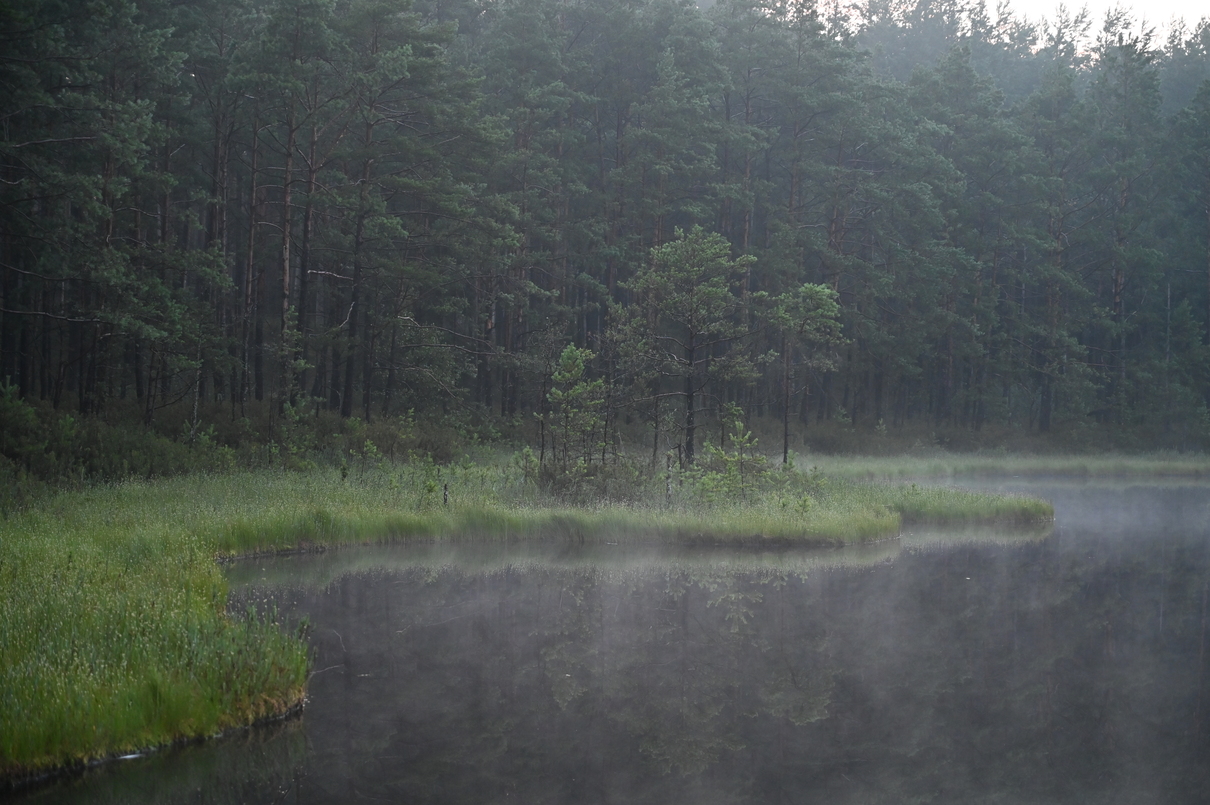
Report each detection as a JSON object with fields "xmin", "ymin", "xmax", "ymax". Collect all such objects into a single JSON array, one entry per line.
[
  {"xmin": 0, "ymin": 495, "xmax": 309, "ymax": 786},
  {"xmin": 0, "ymin": 461, "xmax": 1050, "ymax": 784}
]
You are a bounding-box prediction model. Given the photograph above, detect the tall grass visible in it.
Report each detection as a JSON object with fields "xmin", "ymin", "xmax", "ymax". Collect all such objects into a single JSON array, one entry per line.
[
  {"xmin": 0, "ymin": 459, "xmax": 1051, "ymax": 783},
  {"xmin": 194, "ymin": 459, "xmax": 1052, "ymax": 553},
  {"xmin": 0, "ymin": 490, "xmax": 309, "ymax": 784},
  {"xmin": 847, "ymin": 480, "xmax": 1056, "ymax": 525}
]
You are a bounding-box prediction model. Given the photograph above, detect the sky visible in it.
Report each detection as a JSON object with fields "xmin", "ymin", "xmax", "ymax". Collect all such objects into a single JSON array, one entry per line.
[{"xmin": 1001, "ymin": 0, "xmax": 1208, "ymax": 36}]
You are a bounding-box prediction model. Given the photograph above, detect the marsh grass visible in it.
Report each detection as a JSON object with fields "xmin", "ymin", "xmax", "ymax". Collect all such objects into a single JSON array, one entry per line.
[
  {"xmin": 0, "ymin": 459, "xmax": 1051, "ymax": 783},
  {"xmin": 851, "ymin": 481, "xmax": 1056, "ymax": 525},
  {"xmin": 0, "ymin": 489, "xmax": 309, "ymax": 783}
]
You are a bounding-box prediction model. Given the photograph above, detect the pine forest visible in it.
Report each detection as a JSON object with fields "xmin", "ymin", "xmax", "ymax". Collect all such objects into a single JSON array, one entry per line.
[{"xmin": 3, "ymin": 0, "xmax": 1210, "ymax": 484}]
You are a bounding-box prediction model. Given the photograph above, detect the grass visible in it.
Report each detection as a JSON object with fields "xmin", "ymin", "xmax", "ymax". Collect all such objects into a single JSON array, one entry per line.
[
  {"xmin": 855, "ymin": 480, "xmax": 1056, "ymax": 525},
  {"xmin": 0, "ymin": 495, "xmax": 309, "ymax": 787},
  {"xmin": 0, "ymin": 458, "xmax": 1052, "ymax": 785}
]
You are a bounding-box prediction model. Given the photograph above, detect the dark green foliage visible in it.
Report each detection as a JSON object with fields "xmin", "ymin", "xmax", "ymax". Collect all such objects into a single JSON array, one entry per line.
[
  {"xmin": 0, "ymin": 385, "xmax": 236, "ymax": 511},
  {"xmin": 542, "ymin": 344, "xmax": 606, "ymax": 475},
  {"xmin": 1, "ymin": 0, "xmax": 1209, "ymax": 471},
  {"xmin": 615, "ymin": 227, "xmax": 758, "ymax": 466}
]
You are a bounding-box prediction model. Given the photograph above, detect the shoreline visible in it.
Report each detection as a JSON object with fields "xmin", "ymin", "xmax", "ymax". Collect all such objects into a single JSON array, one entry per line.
[
  {"xmin": 0, "ymin": 695, "xmax": 307, "ymax": 795},
  {"xmin": 8, "ymin": 462, "xmax": 1177, "ymax": 791}
]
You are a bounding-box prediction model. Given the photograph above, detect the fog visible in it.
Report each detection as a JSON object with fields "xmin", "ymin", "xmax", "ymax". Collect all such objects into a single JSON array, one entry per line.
[{"xmin": 21, "ymin": 482, "xmax": 1210, "ymax": 804}]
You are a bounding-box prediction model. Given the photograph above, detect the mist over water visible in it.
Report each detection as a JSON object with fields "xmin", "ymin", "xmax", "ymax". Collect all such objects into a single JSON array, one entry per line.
[{"xmin": 19, "ymin": 482, "xmax": 1210, "ymax": 804}]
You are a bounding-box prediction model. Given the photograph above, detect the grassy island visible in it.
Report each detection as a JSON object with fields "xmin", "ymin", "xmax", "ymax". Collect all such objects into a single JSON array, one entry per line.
[{"xmin": 0, "ymin": 458, "xmax": 1053, "ymax": 785}]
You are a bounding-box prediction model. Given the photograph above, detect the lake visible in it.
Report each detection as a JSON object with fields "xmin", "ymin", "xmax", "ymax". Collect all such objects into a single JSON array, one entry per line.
[{"xmin": 15, "ymin": 481, "xmax": 1210, "ymax": 804}]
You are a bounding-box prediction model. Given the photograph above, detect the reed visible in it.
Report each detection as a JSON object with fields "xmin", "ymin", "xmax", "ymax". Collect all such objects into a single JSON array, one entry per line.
[
  {"xmin": 0, "ymin": 461, "xmax": 1050, "ymax": 783},
  {"xmin": 844, "ymin": 480, "xmax": 1056, "ymax": 525}
]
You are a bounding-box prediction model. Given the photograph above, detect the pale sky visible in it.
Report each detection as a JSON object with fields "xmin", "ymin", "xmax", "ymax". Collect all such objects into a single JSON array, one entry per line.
[{"xmin": 1000, "ymin": 0, "xmax": 1208, "ymax": 38}]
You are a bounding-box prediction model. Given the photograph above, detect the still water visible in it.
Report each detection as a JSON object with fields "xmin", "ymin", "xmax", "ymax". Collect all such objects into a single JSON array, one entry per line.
[{"xmin": 20, "ymin": 481, "xmax": 1210, "ymax": 804}]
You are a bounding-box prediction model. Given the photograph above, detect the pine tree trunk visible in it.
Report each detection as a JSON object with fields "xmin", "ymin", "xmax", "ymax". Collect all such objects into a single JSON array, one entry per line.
[{"xmin": 684, "ymin": 337, "xmax": 696, "ymax": 466}]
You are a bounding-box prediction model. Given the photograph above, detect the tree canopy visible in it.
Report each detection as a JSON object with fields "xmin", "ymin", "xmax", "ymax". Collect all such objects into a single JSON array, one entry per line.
[{"xmin": 2, "ymin": 0, "xmax": 1210, "ymax": 476}]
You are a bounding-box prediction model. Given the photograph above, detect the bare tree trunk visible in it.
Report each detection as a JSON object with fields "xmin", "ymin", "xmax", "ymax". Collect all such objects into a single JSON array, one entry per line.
[
  {"xmin": 782, "ymin": 336, "xmax": 791, "ymax": 465},
  {"xmin": 341, "ymin": 213, "xmax": 363, "ymax": 419},
  {"xmin": 295, "ymin": 122, "xmax": 319, "ymax": 398},
  {"xmin": 341, "ymin": 122, "xmax": 374, "ymax": 418},
  {"xmin": 280, "ymin": 107, "xmax": 296, "ymax": 405},
  {"xmin": 242, "ymin": 116, "xmax": 261, "ymax": 411},
  {"xmin": 684, "ymin": 338, "xmax": 696, "ymax": 466}
]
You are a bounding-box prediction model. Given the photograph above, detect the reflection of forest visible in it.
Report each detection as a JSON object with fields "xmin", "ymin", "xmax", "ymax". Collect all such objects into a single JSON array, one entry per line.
[
  {"xmin": 286, "ymin": 496, "xmax": 1209, "ymax": 805},
  {"xmin": 296, "ymin": 564, "xmax": 837, "ymax": 803},
  {"xmin": 30, "ymin": 486, "xmax": 1210, "ymax": 804}
]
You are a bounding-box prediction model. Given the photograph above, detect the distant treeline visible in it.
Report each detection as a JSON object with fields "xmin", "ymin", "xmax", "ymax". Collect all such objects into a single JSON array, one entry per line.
[{"xmin": 2, "ymin": 0, "xmax": 1210, "ymax": 459}]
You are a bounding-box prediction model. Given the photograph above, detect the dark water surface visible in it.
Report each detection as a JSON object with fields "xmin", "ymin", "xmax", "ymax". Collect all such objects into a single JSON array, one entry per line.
[{"xmin": 20, "ymin": 481, "xmax": 1210, "ymax": 804}]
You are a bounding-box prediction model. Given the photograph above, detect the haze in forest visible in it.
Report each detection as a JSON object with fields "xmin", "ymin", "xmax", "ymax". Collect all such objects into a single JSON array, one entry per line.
[{"xmin": 2, "ymin": 0, "xmax": 1210, "ymax": 486}]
